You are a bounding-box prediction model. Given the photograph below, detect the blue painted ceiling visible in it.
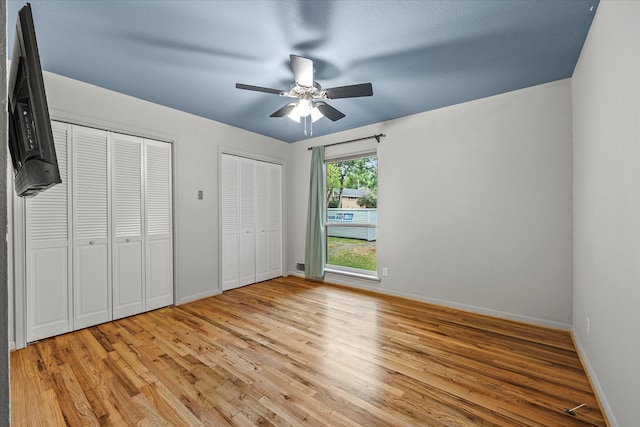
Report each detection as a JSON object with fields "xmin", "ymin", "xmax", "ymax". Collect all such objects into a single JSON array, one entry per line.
[{"xmin": 6, "ymin": 0, "xmax": 598, "ymax": 143}]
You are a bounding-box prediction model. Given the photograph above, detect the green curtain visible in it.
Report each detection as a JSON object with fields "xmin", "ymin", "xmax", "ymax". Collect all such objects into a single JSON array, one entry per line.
[{"xmin": 305, "ymin": 146, "xmax": 326, "ymax": 279}]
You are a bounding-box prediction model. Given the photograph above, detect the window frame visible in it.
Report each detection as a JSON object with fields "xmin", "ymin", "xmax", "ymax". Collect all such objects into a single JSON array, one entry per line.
[{"xmin": 323, "ymin": 151, "xmax": 378, "ymax": 279}]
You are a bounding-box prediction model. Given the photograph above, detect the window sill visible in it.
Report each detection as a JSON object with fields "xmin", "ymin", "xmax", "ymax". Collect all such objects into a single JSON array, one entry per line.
[{"xmin": 324, "ymin": 267, "xmax": 380, "ymax": 283}]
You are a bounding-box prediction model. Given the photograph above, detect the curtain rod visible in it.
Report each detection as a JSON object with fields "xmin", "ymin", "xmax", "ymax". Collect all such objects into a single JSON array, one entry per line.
[{"xmin": 307, "ymin": 133, "xmax": 386, "ymax": 151}]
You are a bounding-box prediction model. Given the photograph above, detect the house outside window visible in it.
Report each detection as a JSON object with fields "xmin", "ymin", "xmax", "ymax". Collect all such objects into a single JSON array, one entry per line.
[{"xmin": 325, "ymin": 155, "xmax": 377, "ymax": 275}]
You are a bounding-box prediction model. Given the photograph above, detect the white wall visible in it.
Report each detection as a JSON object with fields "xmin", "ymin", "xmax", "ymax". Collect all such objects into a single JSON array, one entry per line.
[
  {"xmin": 289, "ymin": 79, "xmax": 574, "ymax": 328},
  {"xmin": 0, "ymin": 2, "xmax": 10, "ymax": 424},
  {"xmin": 572, "ymin": 1, "xmax": 640, "ymax": 426},
  {"xmin": 39, "ymin": 72, "xmax": 290, "ymax": 305}
]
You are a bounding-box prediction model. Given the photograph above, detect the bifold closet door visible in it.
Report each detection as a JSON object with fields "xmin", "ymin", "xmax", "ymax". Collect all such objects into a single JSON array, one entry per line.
[
  {"xmin": 24, "ymin": 122, "xmax": 174, "ymax": 342},
  {"xmin": 72, "ymin": 126, "xmax": 111, "ymax": 330},
  {"xmin": 25, "ymin": 121, "xmax": 72, "ymax": 342},
  {"xmin": 221, "ymin": 154, "xmax": 256, "ymax": 290},
  {"xmin": 112, "ymin": 134, "xmax": 144, "ymax": 319},
  {"xmin": 145, "ymin": 139, "xmax": 173, "ymax": 310},
  {"xmin": 255, "ymin": 161, "xmax": 283, "ymax": 282},
  {"xmin": 255, "ymin": 161, "xmax": 282, "ymax": 281},
  {"xmin": 221, "ymin": 154, "xmax": 282, "ymax": 291},
  {"xmin": 221, "ymin": 155, "xmax": 257, "ymax": 289}
]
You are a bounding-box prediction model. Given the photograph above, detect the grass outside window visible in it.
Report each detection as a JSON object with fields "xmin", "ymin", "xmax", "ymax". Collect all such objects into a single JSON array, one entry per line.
[{"xmin": 327, "ymin": 236, "xmax": 376, "ymax": 272}]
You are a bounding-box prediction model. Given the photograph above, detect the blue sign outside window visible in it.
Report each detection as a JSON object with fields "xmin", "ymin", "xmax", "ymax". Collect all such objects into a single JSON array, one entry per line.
[{"xmin": 327, "ymin": 212, "xmax": 354, "ymax": 222}]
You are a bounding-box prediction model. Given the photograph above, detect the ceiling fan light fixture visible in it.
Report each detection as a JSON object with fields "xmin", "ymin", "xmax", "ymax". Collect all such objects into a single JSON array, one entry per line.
[
  {"xmin": 310, "ymin": 105, "xmax": 323, "ymax": 123},
  {"xmin": 296, "ymin": 99, "xmax": 312, "ymax": 117},
  {"xmin": 287, "ymin": 110, "xmax": 301, "ymax": 122}
]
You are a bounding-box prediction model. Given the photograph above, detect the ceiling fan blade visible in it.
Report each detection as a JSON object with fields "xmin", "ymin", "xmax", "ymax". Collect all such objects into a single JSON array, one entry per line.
[
  {"xmin": 236, "ymin": 83, "xmax": 284, "ymax": 95},
  {"xmin": 290, "ymin": 54, "xmax": 314, "ymax": 87},
  {"xmin": 270, "ymin": 103, "xmax": 297, "ymax": 118},
  {"xmin": 324, "ymin": 83, "xmax": 373, "ymax": 99},
  {"xmin": 316, "ymin": 102, "xmax": 345, "ymax": 121}
]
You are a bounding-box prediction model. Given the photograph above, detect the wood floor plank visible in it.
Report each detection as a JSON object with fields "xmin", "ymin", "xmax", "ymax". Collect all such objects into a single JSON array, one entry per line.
[
  {"xmin": 10, "ymin": 346, "xmax": 67, "ymax": 427},
  {"xmin": 56, "ymin": 363, "xmax": 101, "ymax": 426},
  {"xmin": 11, "ymin": 276, "xmax": 608, "ymax": 426}
]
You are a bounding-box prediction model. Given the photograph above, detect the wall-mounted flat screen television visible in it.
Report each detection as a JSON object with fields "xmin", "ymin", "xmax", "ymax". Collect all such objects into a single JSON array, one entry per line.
[{"xmin": 8, "ymin": 3, "xmax": 61, "ymax": 198}]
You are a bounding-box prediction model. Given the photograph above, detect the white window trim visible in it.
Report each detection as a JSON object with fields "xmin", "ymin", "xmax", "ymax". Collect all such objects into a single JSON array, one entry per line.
[
  {"xmin": 325, "ymin": 266, "xmax": 380, "ymax": 282},
  {"xmin": 324, "ymin": 152, "xmax": 378, "ymax": 278}
]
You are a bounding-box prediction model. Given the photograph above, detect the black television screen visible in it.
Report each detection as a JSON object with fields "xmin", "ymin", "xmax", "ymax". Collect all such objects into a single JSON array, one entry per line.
[{"xmin": 8, "ymin": 3, "xmax": 61, "ymax": 198}]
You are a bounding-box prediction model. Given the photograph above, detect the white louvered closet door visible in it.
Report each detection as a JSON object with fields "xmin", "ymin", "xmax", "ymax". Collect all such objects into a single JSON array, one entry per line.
[
  {"xmin": 25, "ymin": 121, "xmax": 72, "ymax": 342},
  {"xmin": 221, "ymin": 154, "xmax": 239, "ymax": 290},
  {"xmin": 72, "ymin": 126, "xmax": 111, "ymax": 330},
  {"xmin": 145, "ymin": 139, "xmax": 173, "ymax": 310},
  {"xmin": 220, "ymin": 154, "xmax": 283, "ymax": 291},
  {"xmin": 254, "ymin": 161, "xmax": 269, "ymax": 282},
  {"xmin": 238, "ymin": 158, "xmax": 256, "ymax": 287},
  {"xmin": 112, "ymin": 134, "xmax": 144, "ymax": 319},
  {"xmin": 268, "ymin": 162, "xmax": 283, "ymax": 279}
]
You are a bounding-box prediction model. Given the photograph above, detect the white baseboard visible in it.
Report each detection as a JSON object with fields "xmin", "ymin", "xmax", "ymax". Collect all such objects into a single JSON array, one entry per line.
[
  {"xmin": 178, "ymin": 288, "xmax": 221, "ymax": 305},
  {"xmin": 408, "ymin": 293, "xmax": 572, "ymax": 330},
  {"xmin": 288, "ymin": 270, "xmax": 571, "ymax": 330},
  {"xmin": 571, "ymin": 328, "xmax": 617, "ymax": 427}
]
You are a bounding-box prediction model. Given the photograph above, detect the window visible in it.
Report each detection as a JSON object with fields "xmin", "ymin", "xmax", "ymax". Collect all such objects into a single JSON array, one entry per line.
[{"xmin": 325, "ymin": 155, "xmax": 377, "ymax": 275}]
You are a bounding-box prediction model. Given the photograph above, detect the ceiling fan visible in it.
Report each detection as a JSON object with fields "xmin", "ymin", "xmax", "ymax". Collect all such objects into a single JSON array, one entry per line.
[{"xmin": 236, "ymin": 54, "xmax": 373, "ymax": 127}]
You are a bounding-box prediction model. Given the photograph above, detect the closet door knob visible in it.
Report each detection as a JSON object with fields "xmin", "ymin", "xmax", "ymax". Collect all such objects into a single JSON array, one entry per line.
[{"xmin": 89, "ymin": 240, "xmax": 95, "ymax": 245}]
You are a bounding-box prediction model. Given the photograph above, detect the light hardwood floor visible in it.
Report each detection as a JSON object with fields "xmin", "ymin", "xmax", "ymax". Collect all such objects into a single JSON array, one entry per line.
[{"xmin": 11, "ymin": 276, "xmax": 607, "ymax": 426}]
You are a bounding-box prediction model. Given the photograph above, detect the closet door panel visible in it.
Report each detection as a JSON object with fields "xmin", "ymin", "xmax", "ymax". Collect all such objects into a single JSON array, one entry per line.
[
  {"xmin": 221, "ymin": 154, "xmax": 239, "ymax": 290},
  {"xmin": 222, "ymin": 234, "xmax": 239, "ymax": 290},
  {"xmin": 147, "ymin": 238, "xmax": 173, "ymax": 310},
  {"xmin": 238, "ymin": 232, "xmax": 255, "ymax": 286},
  {"xmin": 238, "ymin": 158, "xmax": 255, "ymax": 287},
  {"xmin": 268, "ymin": 163, "xmax": 282, "ymax": 279},
  {"xmin": 269, "ymin": 230, "xmax": 282, "ymax": 278},
  {"xmin": 26, "ymin": 121, "xmax": 71, "ymax": 342},
  {"xmin": 74, "ymin": 127, "xmax": 109, "ymax": 243},
  {"xmin": 28, "ymin": 245, "xmax": 69, "ymax": 341},
  {"xmin": 113, "ymin": 240, "xmax": 144, "ymax": 319},
  {"xmin": 254, "ymin": 162, "xmax": 269, "ymax": 282},
  {"xmin": 145, "ymin": 140, "xmax": 172, "ymax": 237},
  {"xmin": 73, "ymin": 126, "xmax": 111, "ymax": 329},
  {"xmin": 255, "ymin": 233, "xmax": 269, "ymax": 282},
  {"xmin": 145, "ymin": 139, "xmax": 173, "ymax": 309},
  {"xmin": 74, "ymin": 243, "xmax": 110, "ymax": 329},
  {"xmin": 112, "ymin": 134, "xmax": 144, "ymax": 319}
]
